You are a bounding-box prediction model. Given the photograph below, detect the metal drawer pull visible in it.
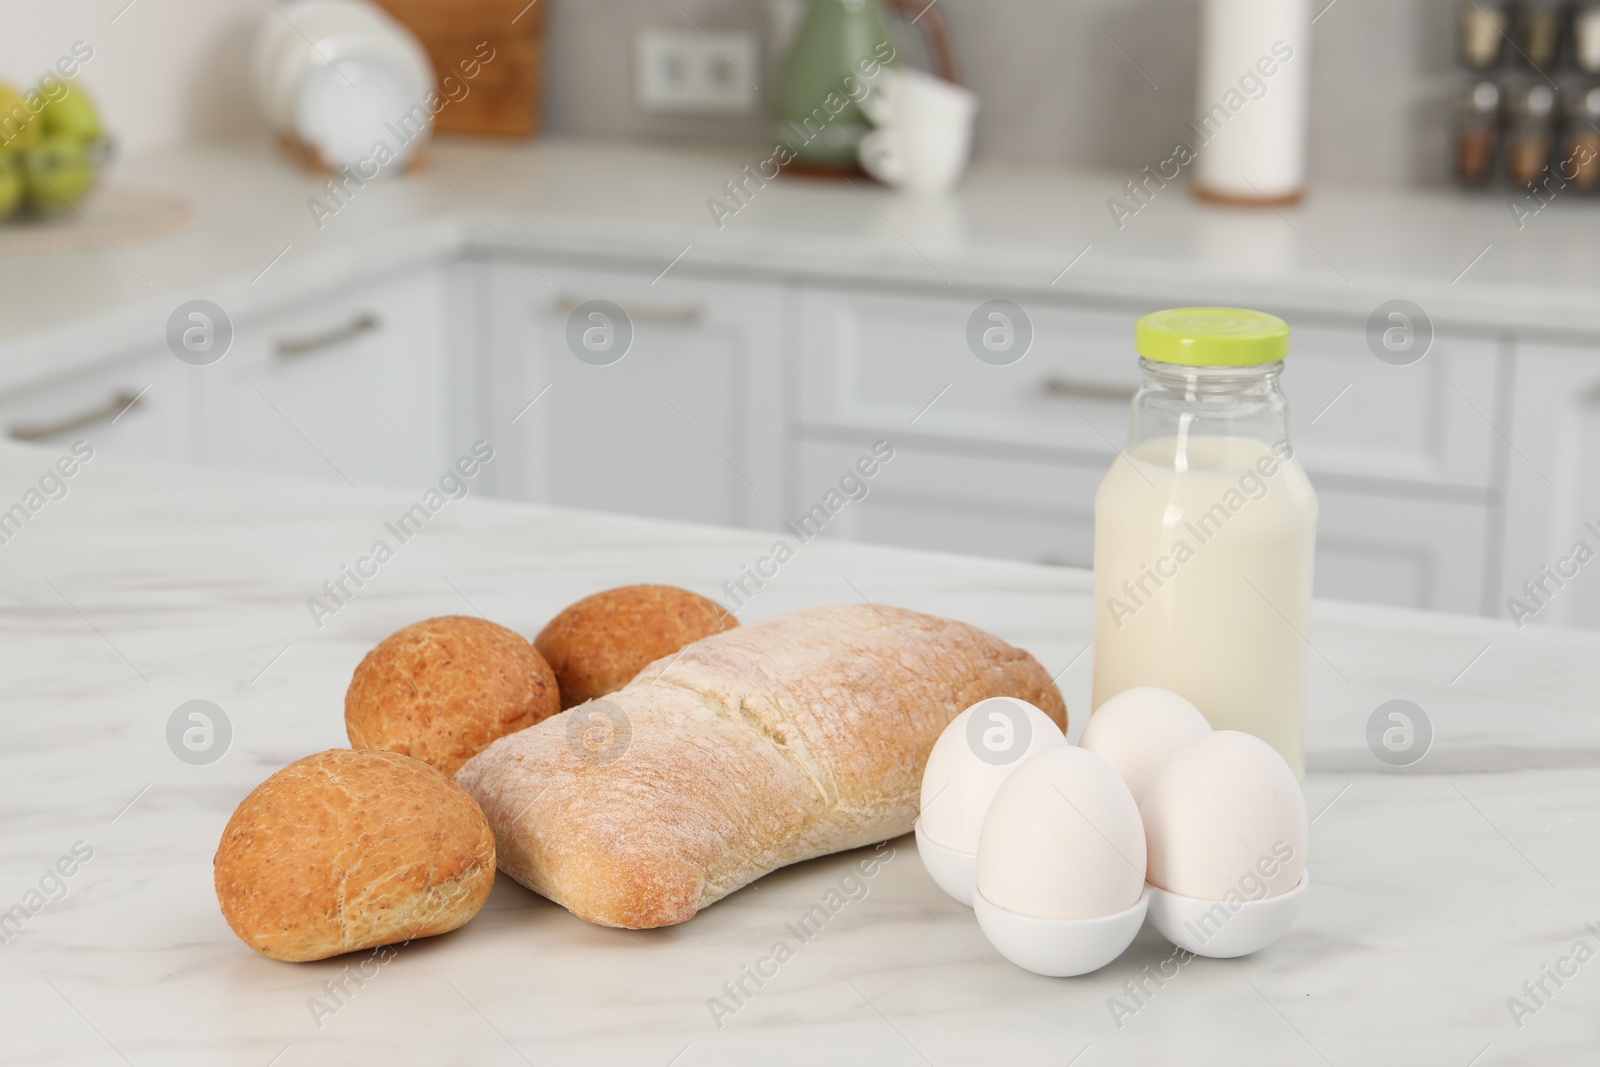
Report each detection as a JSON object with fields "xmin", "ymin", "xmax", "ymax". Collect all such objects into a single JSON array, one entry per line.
[
  {"xmin": 554, "ymin": 295, "xmax": 702, "ymax": 325},
  {"xmin": 9, "ymin": 389, "xmax": 144, "ymax": 441},
  {"xmin": 275, "ymin": 313, "xmax": 380, "ymax": 359},
  {"xmin": 1040, "ymin": 377, "xmax": 1137, "ymax": 405}
]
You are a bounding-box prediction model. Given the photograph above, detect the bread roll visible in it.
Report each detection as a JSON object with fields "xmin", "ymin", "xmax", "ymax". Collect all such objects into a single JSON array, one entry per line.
[
  {"xmin": 459, "ymin": 604, "xmax": 1065, "ymax": 929},
  {"xmin": 346, "ymin": 615, "xmax": 559, "ymax": 775},
  {"xmin": 215, "ymin": 749, "xmax": 496, "ymax": 962},
  {"xmin": 534, "ymin": 584, "xmax": 737, "ymax": 709}
]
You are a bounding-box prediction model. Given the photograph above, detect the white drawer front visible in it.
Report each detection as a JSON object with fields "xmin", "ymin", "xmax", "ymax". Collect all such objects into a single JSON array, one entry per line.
[
  {"xmin": 797, "ymin": 439, "xmax": 1103, "ymax": 568},
  {"xmin": 489, "ymin": 263, "xmax": 786, "ymax": 530},
  {"xmin": 797, "ymin": 286, "xmax": 1501, "ymax": 491},
  {"xmin": 1284, "ymin": 323, "xmax": 1499, "ymax": 490},
  {"xmin": 1313, "ymin": 488, "xmax": 1490, "ymax": 614},
  {"xmin": 0, "ymin": 349, "xmax": 197, "ymax": 464},
  {"xmin": 198, "ymin": 268, "xmax": 453, "ymax": 489},
  {"xmin": 798, "ymin": 287, "xmax": 1136, "ymax": 463},
  {"xmin": 799, "ymin": 438, "xmax": 1489, "ymax": 613},
  {"xmin": 1499, "ymin": 339, "xmax": 1600, "ymax": 628}
]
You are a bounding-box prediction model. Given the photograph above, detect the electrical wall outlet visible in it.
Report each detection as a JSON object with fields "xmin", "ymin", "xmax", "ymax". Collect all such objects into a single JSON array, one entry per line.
[{"xmin": 636, "ymin": 29, "xmax": 759, "ymax": 115}]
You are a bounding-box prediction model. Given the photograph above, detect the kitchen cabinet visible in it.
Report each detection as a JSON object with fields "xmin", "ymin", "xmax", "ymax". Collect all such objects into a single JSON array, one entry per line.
[
  {"xmin": 1312, "ymin": 487, "xmax": 1491, "ymax": 613},
  {"xmin": 1281, "ymin": 325, "xmax": 1500, "ymax": 492},
  {"xmin": 0, "ymin": 346, "xmax": 199, "ymax": 463},
  {"xmin": 797, "ymin": 438, "xmax": 1102, "ymax": 566},
  {"xmin": 796, "ymin": 287, "xmax": 1138, "ymax": 464},
  {"xmin": 486, "ymin": 261, "xmax": 786, "ymax": 530},
  {"xmin": 1500, "ymin": 338, "xmax": 1600, "ymax": 628},
  {"xmin": 795, "ymin": 286, "xmax": 1501, "ymax": 614},
  {"xmin": 796, "ymin": 286, "xmax": 1502, "ymax": 487},
  {"xmin": 798, "ymin": 437, "xmax": 1490, "ymax": 613},
  {"xmin": 197, "ymin": 266, "xmax": 456, "ymax": 489},
  {"xmin": 0, "ymin": 234, "xmax": 1558, "ymax": 623}
]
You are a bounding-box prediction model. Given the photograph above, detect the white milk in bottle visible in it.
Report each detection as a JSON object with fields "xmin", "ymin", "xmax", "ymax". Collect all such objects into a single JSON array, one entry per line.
[{"xmin": 1091, "ymin": 309, "xmax": 1317, "ymax": 776}]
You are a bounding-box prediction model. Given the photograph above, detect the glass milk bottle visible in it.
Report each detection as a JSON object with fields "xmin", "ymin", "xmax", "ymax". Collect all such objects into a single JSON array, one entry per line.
[{"xmin": 1092, "ymin": 308, "xmax": 1317, "ymax": 776}]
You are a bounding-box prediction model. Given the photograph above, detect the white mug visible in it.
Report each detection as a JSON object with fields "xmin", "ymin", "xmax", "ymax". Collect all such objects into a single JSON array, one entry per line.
[{"xmin": 858, "ymin": 67, "xmax": 978, "ymax": 196}]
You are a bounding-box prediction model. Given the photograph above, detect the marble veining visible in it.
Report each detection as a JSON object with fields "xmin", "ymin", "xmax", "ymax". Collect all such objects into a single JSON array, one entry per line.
[{"xmin": 0, "ymin": 449, "xmax": 1595, "ymax": 1065}]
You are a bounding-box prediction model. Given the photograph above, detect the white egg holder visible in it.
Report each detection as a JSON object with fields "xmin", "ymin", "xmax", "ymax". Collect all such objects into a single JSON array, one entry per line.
[
  {"xmin": 974, "ymin": 884, "xmax": 1152, "ymax": 978},
  {"xmin": 915, "ymin": 692, "xmax": 1310, "ymax": 977},
  {"xmin": 917, "ymin": 820, "xmax": 1309, "ymax": 974},
  {"xmin": 913, "ymin": 820, "xmax": 977, "ymax": 906},
  {"xmin": 1146, "ymin": 868, "xmax": 1309, "ymax": 959}
]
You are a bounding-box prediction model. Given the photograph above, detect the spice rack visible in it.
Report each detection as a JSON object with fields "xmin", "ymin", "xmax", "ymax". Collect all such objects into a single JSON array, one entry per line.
[{"xmin": 1453, "ymin": 0, "xmax": 1600, "ymax": 192}]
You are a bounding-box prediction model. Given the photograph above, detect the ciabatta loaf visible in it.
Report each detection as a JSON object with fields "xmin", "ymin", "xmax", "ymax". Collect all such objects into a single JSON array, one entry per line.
[{"xmin": 456, "ymin": 603, "xmax": 1066, "ymax": 929}]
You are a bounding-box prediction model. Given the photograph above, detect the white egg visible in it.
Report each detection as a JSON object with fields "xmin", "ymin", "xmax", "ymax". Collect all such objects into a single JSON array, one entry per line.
[
  {"xmin": 976, "ymin": 746, "xmax": 1147, "ymax": 920},
  {"xmin": 1141, "ymin": 731, "xmax": 1308, "ymax": 902},
  {"xmin": 1080, "ymin": 686, "xmax": 1213, "ymax": 805},
  {"xmin": 919, "ymin": 697, "xmax": 1067, "ymax": 854}
]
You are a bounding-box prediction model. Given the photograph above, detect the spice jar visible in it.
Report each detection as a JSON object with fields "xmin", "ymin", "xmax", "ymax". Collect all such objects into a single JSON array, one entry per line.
[
  {"xmin": 1515, "ymin": 1, "xmax": 1565, "ymax": 72},
  {"xmin": 1454, "ymin": 80, "xmax": 1502, "ymax": 186},
  {"xmin": 1576, "ymin": 3, "xmax": 1600, "ymax": 73},
  {"xmin": 1460, "ymin": 0, "xmax": 1511, "ymax": 69},
  {"xmin": 1507, "ymin": 83, "xmax": 1558, "ymax": 186},
  {"xmin": 1562, "ymin": 86, "xmax": 1600, "ymax": 192}
]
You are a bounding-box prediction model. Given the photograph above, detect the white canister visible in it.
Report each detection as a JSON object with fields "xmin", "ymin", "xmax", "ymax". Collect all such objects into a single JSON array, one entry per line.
[
  {"xmin": 250, "ymin": 0, "xmax": 434, "ymax": 175},
  {"xmin": 1191, "ymin": 0, "xmax": 1312, "ymax": 204}
]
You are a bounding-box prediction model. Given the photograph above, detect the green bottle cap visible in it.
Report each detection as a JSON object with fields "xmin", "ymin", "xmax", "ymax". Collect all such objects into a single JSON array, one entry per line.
[{"xmin": 1135, "ymin": 307, "xmax": 1290, "ymax": 366}]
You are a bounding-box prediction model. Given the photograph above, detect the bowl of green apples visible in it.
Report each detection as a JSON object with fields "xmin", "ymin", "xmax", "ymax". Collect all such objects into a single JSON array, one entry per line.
[{"xmin": 0, "ymin": 77, "xmax": 111, "ymax": 220}]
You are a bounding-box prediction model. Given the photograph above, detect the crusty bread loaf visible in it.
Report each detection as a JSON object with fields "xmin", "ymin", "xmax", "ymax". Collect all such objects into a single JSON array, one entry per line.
[
  {"xmin": 215, "ymin": 749, "xmax": 496, "ymax": 962},
  {"xmin": 346, "ymin": 615, "xmax": 559, "ymax": 775},
  {"xmin": 458, "ymin": 604, "xmax": 1065, "ymax": 929},
  {"xmin": 534, "ymin": 584, "xmax": 737, "ymax": 709}
]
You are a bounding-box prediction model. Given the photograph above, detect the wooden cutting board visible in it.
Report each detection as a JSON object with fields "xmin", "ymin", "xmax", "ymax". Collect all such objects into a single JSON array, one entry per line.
[{"xmin": 373, "ymin": 0, "xmax": 547, "ymax": 137}]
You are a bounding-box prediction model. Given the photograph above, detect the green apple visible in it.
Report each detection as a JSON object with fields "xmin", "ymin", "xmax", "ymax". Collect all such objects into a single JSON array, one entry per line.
[
  {"xmin": 0, "ymin": 154, "xmax": 24, "ymax": 218},
  {"xmin": 24, "ymin": 84, "xmax": 105, "ymax": 210},
  {"xmin": 37, "ymin": 84, "xmax": 101, "ymax": 143},
  {"xmin": 0, "ymin": 82, "xmax": 39, "ymax": 152},
  {"xmin": 26, "ymin": 136, "xmax": 98, "ymax": 210}
]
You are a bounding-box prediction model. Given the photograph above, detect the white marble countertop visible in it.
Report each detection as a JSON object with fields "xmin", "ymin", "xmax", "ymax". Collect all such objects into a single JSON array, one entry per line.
[
  {"xmin": 0, "ymin": 445, "xmax": 1595, "ymax": 1065},
  {"xmin": 5, "ymin": 136, "xmax": 1600, "ymax": 393}
]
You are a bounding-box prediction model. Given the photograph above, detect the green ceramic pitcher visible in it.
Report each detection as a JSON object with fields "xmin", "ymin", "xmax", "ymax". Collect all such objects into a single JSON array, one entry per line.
[
  {"xmin": 773, "ymin": 0, "xmax": 963, "ymax": 173},
  {"xmin": 773, "ymin": 0, "xmax": 900, "ymax": 171}
]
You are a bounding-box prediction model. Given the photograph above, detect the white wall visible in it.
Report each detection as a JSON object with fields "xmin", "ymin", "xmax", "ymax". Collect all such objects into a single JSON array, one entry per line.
[{"xmin": 0, "ymin": 0, "xmax": 268, "ymax": 154}]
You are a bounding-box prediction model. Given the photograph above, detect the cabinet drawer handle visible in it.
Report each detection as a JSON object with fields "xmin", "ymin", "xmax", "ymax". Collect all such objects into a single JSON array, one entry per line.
[
  {"xmin": 1040, "ymin": 377, "xmax": 1137, "ymax": 405},
  {"xmin": 554, "ymin": 295, "xmax": 702, "ymax": 325},
  {"xmin": 9, "ymin": 389, "xmax": 144, "ymax": 442},
  {"xmin": 275, "ymin": 313, "xmax": 380, "ymax": 359}
]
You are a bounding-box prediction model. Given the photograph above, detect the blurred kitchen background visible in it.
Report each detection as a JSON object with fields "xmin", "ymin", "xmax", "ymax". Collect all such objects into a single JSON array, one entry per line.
[
  {"xmin": 4, "ymin": 0, "xmax": 1600, "ymax": 629},
  {"xmin": 1, "ymin": 0, "xmax": 1465, "ymax": 180}
]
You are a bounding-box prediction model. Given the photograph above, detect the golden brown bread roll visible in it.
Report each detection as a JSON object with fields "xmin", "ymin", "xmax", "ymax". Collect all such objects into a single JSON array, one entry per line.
[
  {"xmin": 460, "ymin": 603, "xmax": 1065, "ymax": 929},
  {"xmin": 345, "ymin": 615, "xmax": 559, "ymax": 775},
  {"xmin": 214, "ymin": 749, "xmax": 496, "ymax": 962},
  {"xmin": 534, "ymin": 584, "xmax": 737, "ymax": 709}
]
